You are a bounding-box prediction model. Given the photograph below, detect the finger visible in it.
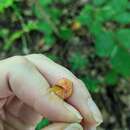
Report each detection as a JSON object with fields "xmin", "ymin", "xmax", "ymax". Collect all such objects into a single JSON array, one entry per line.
[
  {"xmin": 42, "ymin": 123, "xmax": 83, "ymax": 130},
  {"xmin": 26, "ymin": 54, "xmax": 103, "ymax": 127},
  {"xmin": 1, "ymin": 56, "xmax": 82, "ymax": 123},
  {"xmin": 5, "ymin": 96, "xmax": 42, "ymax": 126}
]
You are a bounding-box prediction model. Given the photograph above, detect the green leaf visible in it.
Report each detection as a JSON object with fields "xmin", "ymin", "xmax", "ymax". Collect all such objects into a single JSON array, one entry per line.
[
  {"xmin": 104, "ymin": 70, "xmax": 119, "ymax": 85},
  {"xmin": 95, "ymin": 31, "xmax": 116, "ymax": 57},
  {"xmin": 81, "ymin": 77, "xmax": 100, "ymax": 93},
  {"xmin": 39, "ymin": 0, "xmax": 52, "ymax": 6},
  {"xmin": 100, "ymin": 0, "xmax": 128, "ymax": 21},
  {"xmin": 60, "ymin": 0, "xmax": 71, "ymax": 4},
  {"xmin": 92, "ymin": 0, "xmax": 107, "ymax": 6},
  {"xmin": 0, "ymin": 28, "xmax": 9, "ymax": 38},
  {"xmin": 100, "ymin": 6, "xmax": 116, "ymax": 21},
  {"xmin": 23, "ymin": 21, "xmax": 38, "ymax": 32},
  {"xmin": 44, "ymin": 34, "xmax": 56, "ymax": 46},
  {"xmin": 32, "ymin": 4, "xmax": 42, "ymax": 18},
  {"xmin": 127, "ymin": 2, "xmax": 130, "ymax": 9},
  {"xmin": 77, "ymin": 5, "xmax": 93, "ymax": 27},
  {"xmin": 59, "ymin": 27, "xmax": 73, "ymax": 40},
  {"xmin": 37, "ymin": 22, "xmax": 53, "ymax": 35},
  {"xmin": 35, "ymin": 118, "xmax": 49, "ymax": 130},
  {"xmin": 90, "ymin": 19, "xmax": 102, "ymax": 36},
  {"xmin": 49, "ymin": 8, "xmax": 61, "ymax": 19},
  {"xmin": 113, "ymin": 12, "xmax": 130, "ymax": 24},
  {"xmin": 111, "ymin": 47, "xmax": 130, "ymax": 77},
  {"xmin": 0, "ymin": 0, "xmax": 14, "ymax": 13},
  {"xmin": 48, "ymin": 8, "xmax": 61, "ymax": 24},
  {"xmin": 116, "ymin": 29, "xmax": 130, "ymax": 49},
  {"xmin": 69, "ymin": 52, "xmax": 88, "ymax": 71},
  {"xmin": 108, "ymin": 0, "xmax": 128, "ymax": 13}
]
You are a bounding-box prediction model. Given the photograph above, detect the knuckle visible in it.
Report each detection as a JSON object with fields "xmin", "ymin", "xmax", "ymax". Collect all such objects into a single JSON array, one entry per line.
[
  {"xmin": 12, "ymin": 56, "xmax": 28, "ymax": 65},
  {"xmin": 10, "ymin": 56, "xmax": 35, "ymax": 71}
]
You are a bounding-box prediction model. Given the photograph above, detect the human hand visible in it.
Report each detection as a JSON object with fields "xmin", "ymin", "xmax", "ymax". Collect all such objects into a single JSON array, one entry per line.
[{"xmin": 0, "ymin": 54, "xmax": 102, "ymax": 130}]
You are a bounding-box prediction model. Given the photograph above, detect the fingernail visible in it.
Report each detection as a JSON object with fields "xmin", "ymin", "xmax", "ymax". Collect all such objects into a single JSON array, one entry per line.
[
  {"xmin": 65, "ymin": 123, "xmax": 83, "ymax": 130},
  {"xmin": 64, "ymin": 102, "xmax": 82, "ymax": 122},
  {"xmin": 87, "ymin": 99, "xmax": 103, "ymax": 126}
]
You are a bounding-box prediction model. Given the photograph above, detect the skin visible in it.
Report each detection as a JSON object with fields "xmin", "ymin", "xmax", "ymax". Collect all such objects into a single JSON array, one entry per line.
[{"xmin": 0, "ymin": 54, "xmax": 103, "ymax": 130}]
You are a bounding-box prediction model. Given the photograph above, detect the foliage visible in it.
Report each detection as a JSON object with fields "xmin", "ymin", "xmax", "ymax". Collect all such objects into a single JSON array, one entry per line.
[
  {"xmin": 35, "ymin": 118, "xmax": 49, "ymax": 130},
  {"xmin": 77, "ymin": 0, "xmax": 130, "ymax": 79},
  {"xmin": 0, "ymin": 0, "xmax": 14, "ymax": 13},
  {"xmin": 69, "ymin": 52, "xmax": 88, "ymax": 71},
  {"xmin": 0, "ymin": 0, "xmax": 130, "ymax": 129},
  {"xmin": 0, "ymin": 0, "xmax": 129, "ymax": 93}
]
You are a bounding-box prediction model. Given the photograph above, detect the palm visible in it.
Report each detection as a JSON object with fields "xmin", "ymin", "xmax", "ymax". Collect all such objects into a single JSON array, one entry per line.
[{"xmin": 0, "ymin": 96, "xmax": 42, "ymax": 130}]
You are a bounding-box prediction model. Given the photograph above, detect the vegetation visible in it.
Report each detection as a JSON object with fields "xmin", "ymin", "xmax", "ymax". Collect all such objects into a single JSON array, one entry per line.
[{"xmin": 0, "ymin": 0, "xmax": 130, "ymax": 130}]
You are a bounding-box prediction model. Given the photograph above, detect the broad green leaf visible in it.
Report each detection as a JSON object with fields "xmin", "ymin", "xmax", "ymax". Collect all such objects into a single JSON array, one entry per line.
[
  {"xmin": 0, "ymin": 0, "xmax": 14, "ymax": 13},
  {"xmin": 95, "ymin": 31, "xmax": 116, "ymax": 57},
  {"xmin": 100, "ymin": 0, "xmax": 128, "ymax": 21},
  {"xmin": 127, "ymin": 2, "xmax": 130, "ymax": 9},
  {"xmin": 69, "ymin": 52, "xmax": 88, "ymax": 71},
  {"xmin": 0, "ymin": 28, "xmax": 9, "ymax": 38},
  {"xmin": 92, "ymin": 0, "xmax": 107, "ymax": 6},
  {"xmin": 77, "ymin": 5, "xmax": 93, "ymax": 27},
  {"xmin": 39, "ymin": 0, "xmax": 52, "ymax": 6},
  {"xmin": 59, "ymin": 27, "xmax": 73, "ymax": 40},
  {"xmin": 48, "ymin": 8, "xmax": 62, "ymax": 24},
  {"xmin": 60, "ymin": 0, "xmax": 71, "ymax": 4},
  {"xmin": 35, "ymin": 118, "xmax": 49, "ymax": 130},
  {"xmin": 37, "ymin": 22, "xmax": 53, "ymax": 35},
  {"xmin": 111, "ymin": 47, "xmax": 130, "ymax": 77},
  {"xmin": 44, "ymin": 34, "xmax": 56, "ymax": 46},
  {"xmin": 49, "ymin": 8, "xmax": 61, "ymax": 19},
  {"xmin": 104, "ymin": 70, "xmax": 119, "ymax": 85},
  {"xmin": 32, "ymin": 4, "xmax": 42, "ymax": 18},
  {"xmin": 100, "ymin": 5, "xmax": 116, "ymax": 21},
  {"xmin": 116, "ymin": 29, "xmax": 130, "ymax": 49},
  {"xmin": 113, "ymin": 12, "xmax": 130, "ymax": 24},
  {"xmin": 108, "ymin": 0, "xmax": 128, "ymax": 13},
  {"xmin": 90, "ymin": 19, "xmax": 102, "ymax": 36},
  {"xmin": 81, "ymin": 77, "xmax": 100, "ymax": 93}
]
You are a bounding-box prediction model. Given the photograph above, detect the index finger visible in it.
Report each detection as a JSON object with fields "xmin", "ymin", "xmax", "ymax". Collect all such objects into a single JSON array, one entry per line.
[{"xmin": 25, "ymin": 54, "xmax": 103, "ymax": 128}]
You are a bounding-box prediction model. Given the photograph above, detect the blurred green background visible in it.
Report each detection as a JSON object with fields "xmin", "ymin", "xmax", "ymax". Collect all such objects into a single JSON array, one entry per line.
[{"xmin": 0, "ymin": 0, "xmax": 130, "ymax": 130}]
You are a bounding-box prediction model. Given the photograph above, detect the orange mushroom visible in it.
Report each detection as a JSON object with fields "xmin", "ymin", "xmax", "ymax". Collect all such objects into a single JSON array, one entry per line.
[{"xmin": 50, "ymin": 78, "xmax": 73, "ymax": 100}]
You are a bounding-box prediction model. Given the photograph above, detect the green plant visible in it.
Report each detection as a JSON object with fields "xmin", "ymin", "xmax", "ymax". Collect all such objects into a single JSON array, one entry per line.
[
  {"xmin": 0, "ymin": 0, "xmax": 14, "ymax": 13},
  {"xmin": 35, "ymin": 118, "xmax": 49, "ymax": 130},
  {"xmin": 77, "ymin": 0, "xmax": 130, "ymax": 78}
]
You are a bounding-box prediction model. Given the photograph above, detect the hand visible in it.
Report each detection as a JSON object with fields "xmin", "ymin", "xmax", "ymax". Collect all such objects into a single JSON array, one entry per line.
[{"xmin": 0, "ymin": 54, "xmax": 102, "ymax": 130}]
